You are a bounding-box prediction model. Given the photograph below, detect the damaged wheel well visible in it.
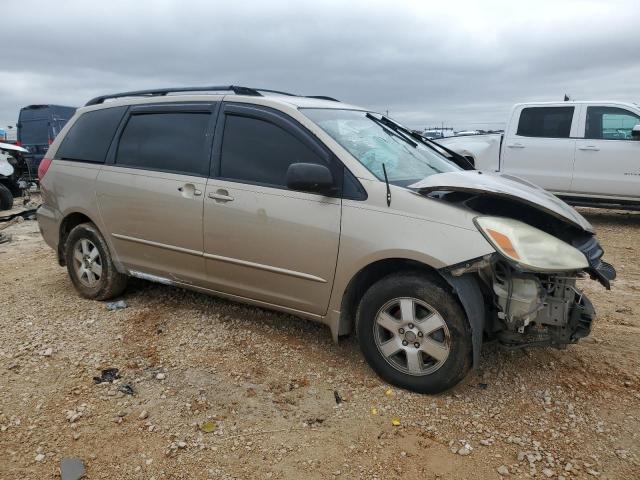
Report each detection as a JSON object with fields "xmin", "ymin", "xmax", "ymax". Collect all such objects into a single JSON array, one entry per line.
[
  {"xmin": 338, "ymin": 258, "xmax": 441, "ymax": 337},
  {"xmin": 58, "ymin": 212, "xmax": 93, "ymax": 266}
]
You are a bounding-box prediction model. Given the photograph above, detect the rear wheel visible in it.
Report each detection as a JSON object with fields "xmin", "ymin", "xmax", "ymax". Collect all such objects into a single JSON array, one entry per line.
[
  {"xmin": 65, "ymin": 222, "xmax": 127, "ymax": 300},
  {"xmin": 356, "ymin": 272, "xmax": 472, "ymax": 394},
  {"xmin": 0, "ymin": 183, "xmax": 13, "ymax": 210}
]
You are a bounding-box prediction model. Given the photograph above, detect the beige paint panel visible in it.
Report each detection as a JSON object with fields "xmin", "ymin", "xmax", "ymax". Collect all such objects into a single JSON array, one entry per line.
[
  {"xmin": 203, "ymin": 180, "xmax": 341, "ymax": 315},
  {"xmin": 96, "ymin": 166, "xmax": 207, "ymax": 285},
  {"xmin": 328, "ymin": 180, "xmax": 495, "ymax": 315}
]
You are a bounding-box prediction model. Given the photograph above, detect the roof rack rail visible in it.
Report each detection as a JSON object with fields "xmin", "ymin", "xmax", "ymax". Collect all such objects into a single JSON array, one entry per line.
[
  {"xmin": 85, "ymin": 85, "xmax": 263, "ymax": 106},
  {"xmin": 305, "ymin": 95, "xmax": 340, "ymax": 102},
  {"xmin": 85, "ymin": 85, "xmax": 341, "ymax": 106}
]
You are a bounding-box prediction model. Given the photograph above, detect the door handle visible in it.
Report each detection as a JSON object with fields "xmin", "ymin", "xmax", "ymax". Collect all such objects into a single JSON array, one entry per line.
[
  {"xmin": 178, "ymin": 184, "xmax": 202, "ymax": 197},
  {"xmin": 208, "ymin": 190, "xmax": 234, "ymax": 203},
  {"xmin": 578, "ymin": 146, "xmax": 600, "ymax": 151},
  {"xmin": 507, "ymin": 143, "xmax": 525, "ymax": 148}
]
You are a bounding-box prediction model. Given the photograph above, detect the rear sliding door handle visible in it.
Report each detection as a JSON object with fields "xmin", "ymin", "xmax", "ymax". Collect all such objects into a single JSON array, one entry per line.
[
  {"xmin": 208, "ymin": 190, "xmax": 234, "ymax": 203},
  {"xmin": 178, "ymin": 184, "xmax": 202, "ymax": 197},
  {"xmin": 507, "ymin": 143, "xmax": 525, "ymax": 148},
  {"xmin": 578, "ymin": 146, "xmax": 600, "ymax": 151}
]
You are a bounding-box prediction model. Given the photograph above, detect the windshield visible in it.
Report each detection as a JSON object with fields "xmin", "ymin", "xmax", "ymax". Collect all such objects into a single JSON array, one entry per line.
[{"xmin": 303, "ymin": 109, "xmax": 460, "ymax": 186}]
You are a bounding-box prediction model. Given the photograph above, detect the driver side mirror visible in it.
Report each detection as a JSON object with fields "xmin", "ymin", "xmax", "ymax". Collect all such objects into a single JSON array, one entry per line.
[
  {"xmin": 286, "ymin": 163, "xmax": 334, "ymax": 194},
  {"xmin": 632, "ymin": 124, "xmax": 640, "ymax": 140}
]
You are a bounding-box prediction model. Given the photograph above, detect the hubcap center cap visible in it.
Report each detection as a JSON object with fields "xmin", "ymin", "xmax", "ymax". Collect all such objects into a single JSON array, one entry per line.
[{"xmin": 404, "ymin": 330, "xmax": 417, "ymax": 342}]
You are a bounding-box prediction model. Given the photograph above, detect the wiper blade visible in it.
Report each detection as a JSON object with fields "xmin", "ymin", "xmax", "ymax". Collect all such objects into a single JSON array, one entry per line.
[
  {"xmin": 366, "ymin": 113, "xmax": 418, "ymax": 148},
  {"xmin": 378, "ymin": 115, "xmax": 474, "ymax": 170}
]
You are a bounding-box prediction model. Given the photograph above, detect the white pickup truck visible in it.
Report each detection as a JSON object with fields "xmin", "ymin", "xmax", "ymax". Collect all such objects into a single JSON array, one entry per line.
[{"xmin": 437, "ymin": 101, "xmax": 640, "ymax": 208}]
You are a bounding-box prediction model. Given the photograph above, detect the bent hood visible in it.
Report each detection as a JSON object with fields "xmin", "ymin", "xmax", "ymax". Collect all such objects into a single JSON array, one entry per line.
[{"xmin": 408, "ymin": 170, "xmax": 593, "ymax": 233}]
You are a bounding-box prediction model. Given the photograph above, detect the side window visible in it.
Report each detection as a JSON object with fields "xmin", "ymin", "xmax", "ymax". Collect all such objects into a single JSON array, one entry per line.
[
  {"xmin": 116, "ymin": 112, "xmax": 210, "ymax": 176},
  {"xmin": 516, "ymin": 107, "xmax": 574, "ymax": 138},
  {"xmin": 55, "ymin": 106, "xmax": 126, "ymax": 163},
  {"xmin": 585, "ymin": 106, "xmax": 640, "ymax": 140},
  {"xmin": 219, "ymin": 114, "xmax": 326, "ymax": 188}
]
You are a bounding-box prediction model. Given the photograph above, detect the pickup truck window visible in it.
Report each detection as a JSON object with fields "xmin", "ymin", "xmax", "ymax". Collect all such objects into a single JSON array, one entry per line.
[
  {"xmin": 303, "ymin": 108, "xmax": 459, "ymax": 186},
  {"xmin": 516, "ymin": 107, "xmax": 574, "ymax": 138},
  {"xmin": 585, "ymin": 106, "xmax": 640, "ymax": 140}
]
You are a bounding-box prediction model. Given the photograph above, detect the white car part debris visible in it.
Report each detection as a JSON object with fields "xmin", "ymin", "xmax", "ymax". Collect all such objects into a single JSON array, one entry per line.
[{"xmin": 0, "ymin": 153, "xmax": 14, "ymax": 176}]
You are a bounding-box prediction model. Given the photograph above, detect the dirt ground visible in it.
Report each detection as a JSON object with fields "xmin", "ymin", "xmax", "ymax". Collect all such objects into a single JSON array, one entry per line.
[{"xmin": 1, "ymin": 199, "xmax": 639, "ymax": 480}]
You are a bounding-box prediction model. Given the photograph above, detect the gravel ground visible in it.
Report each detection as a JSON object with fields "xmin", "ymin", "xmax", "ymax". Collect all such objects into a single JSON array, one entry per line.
[{"xmin": 1, "ymin": 200, "xmax": 639, "ymax": 479}]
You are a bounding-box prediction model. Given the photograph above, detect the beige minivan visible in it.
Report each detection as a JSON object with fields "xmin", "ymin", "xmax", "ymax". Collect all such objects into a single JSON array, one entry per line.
[{"xmin": 37, "ymin": 86, "xmax": 615, "ymax": 393}]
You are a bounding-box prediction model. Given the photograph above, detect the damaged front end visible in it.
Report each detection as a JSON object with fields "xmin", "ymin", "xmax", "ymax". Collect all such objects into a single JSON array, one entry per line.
[
  {"xmin": 476, "ymin": 256, "xmax": 595, "ymax": 348},
  {"xmin": 414, "ymin": 170, "xmax": 616, "ymax": 352},
  {"xmin": 447, "ymin": 250, "xmax": 601, "ymax": 353}
]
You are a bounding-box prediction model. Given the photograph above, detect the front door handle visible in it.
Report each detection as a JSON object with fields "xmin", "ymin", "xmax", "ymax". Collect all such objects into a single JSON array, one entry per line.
[
  {"xmin": 208, "ymin": 189, "xmax": 234, "ymax": 203},
  {"xmin": 507, "ymin": 143, "xmax": 525, "ymax": 148},
  {"xmin": 578, "ymin": 146, "xmax": 600, "ymax": 151}
]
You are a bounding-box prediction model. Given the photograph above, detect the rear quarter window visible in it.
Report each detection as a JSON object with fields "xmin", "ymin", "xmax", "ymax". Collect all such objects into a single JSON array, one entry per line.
[
  {"xmin": 56, "ymin": 107, "xmax": 127, "ymax": 163},
  {"xmin": 516, "ymin": 107, "xmax": 574, "ymax": 138}
]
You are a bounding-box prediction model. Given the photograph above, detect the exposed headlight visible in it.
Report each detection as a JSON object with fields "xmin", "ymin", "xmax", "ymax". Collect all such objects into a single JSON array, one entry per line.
[{"xmin": 474, "ymin": 216, "xmax": 589, "ymax": 272}]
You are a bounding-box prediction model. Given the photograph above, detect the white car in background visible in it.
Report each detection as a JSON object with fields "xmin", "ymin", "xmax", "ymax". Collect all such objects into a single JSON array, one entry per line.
[{"xmin": 437, "ymin": 101, "xmax": 640, "ymax": 208}]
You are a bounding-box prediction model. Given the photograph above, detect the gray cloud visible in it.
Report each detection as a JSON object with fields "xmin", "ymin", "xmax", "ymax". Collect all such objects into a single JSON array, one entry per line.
[{"xmin": 1, "ymin": 0, "xmax": 639, "ymax": 131}]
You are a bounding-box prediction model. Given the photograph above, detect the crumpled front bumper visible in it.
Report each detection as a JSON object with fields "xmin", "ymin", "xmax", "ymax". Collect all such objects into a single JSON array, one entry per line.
[{"xmin": 574, "ymin": 236, "xmax": 616, "ymax": 289}]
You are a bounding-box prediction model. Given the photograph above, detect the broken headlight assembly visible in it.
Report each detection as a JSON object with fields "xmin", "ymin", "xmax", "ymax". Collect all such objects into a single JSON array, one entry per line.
[{"xmin": 474, "ymin": 216, "xmax": 589, "ymax": 273}]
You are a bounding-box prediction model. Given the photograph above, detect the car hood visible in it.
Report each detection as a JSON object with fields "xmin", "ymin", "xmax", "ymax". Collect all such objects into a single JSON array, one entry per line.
[{"xmin": 408, "ymin": 170, "xmax": 594, "ymax": 233}]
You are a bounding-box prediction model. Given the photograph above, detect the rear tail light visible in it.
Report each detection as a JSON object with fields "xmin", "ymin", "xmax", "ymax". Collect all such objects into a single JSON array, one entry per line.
[
  {"xmin": 38, "ymin": 157, "xmax": 53, "ymax": 181},
  {"xmin": 48, "ymin": 138, "xmax": 53, "ymax": 145},
  {"xmin": 16, "ymin": 141, "xmax": 22, "ymax": 147}
]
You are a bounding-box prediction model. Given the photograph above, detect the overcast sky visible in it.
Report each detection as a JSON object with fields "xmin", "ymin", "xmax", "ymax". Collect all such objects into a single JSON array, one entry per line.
[{"xmin": 2, "ymin": 0, "xmax": 639, "ymax": 133}]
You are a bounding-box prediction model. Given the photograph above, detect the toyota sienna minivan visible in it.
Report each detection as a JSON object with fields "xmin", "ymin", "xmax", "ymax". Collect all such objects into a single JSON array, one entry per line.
[{"xmin": 37, "ymin": 86, "xmax": 616, "ymax": 393}]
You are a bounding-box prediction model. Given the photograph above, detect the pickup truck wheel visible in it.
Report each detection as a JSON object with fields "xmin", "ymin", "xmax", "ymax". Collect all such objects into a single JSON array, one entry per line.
[
  {"xmin": 65, "ymin": 222, "xmax": 127, "ymax": 300},
  {"xmin": 0, "ymin": 183, "xmax": 14, "ymax": 210},
  {"xmin": 356, "ymin": 272, "xmax": 472, "ymax": 394}
]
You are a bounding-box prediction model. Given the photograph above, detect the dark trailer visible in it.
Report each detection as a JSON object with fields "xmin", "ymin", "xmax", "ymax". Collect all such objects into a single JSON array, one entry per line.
[{"xmin": 17, "ymin": 104, "xmax": 76, "ymax": 174}]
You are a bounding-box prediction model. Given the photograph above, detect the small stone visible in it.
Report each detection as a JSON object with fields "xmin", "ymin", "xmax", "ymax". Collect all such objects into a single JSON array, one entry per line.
[
  {"xmin": 542, "ymin": 468, "xmax": 554, "ymax": 477},
  {"xmin": 497, "ymin": 465, "xmax": 510, "ymax": 476},
  {"xmin": 457, "ymin": 445, "xmax": 472, "ymax": 456},
  {"xmin": 177, "ymin": 441, "xmax": 187, "ymax": 448},
  {"xmin": 35, "ymin": 453, "xmax": 45, "ymax": 462},
  {"xmin": 156, "ymin": 373, "xmax": 166, "ymax": 380},
  {"xmin": 587, "ymin": 469, "xmax": 600, "ymax": 477},
  {"xmin": 564, "ymin": 462, "xmax": 573, "ymax": 471},
  {"xmin": 40, "ymin": 348, "xmax": 53, "ymax": 357},
  {"xmin": 138, "ymin": 410, "xmax": 149, "ymax": 420}
]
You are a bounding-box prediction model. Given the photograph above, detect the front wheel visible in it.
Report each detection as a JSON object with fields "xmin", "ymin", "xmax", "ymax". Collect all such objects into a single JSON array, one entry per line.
[{"xmin": 356, "ymin": 272, "xmax": 472, "ymax": 394}]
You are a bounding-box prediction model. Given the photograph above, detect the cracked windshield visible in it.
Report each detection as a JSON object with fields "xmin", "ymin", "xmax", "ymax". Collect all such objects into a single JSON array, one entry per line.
[{"xmin": 303, "ymin": 108, "xmax": 460, "ymax": 186}]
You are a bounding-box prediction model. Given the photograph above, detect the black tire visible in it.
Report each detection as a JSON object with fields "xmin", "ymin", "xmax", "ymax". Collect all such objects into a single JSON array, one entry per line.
[
  {"xmin": 64, "ymin": 222, "xmax": 128, "ymax": 300},
  {"xmin": 356, "ymin": 271, "xmax": 472, "ymax": 394},
  {"xmin": 0, "ymin": 183, "xmax": 13, "ymax": 211}
]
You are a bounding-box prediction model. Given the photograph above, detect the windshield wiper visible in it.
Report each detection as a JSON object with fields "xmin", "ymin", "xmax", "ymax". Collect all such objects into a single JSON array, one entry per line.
[
  {"xmin": 366, "ymin": 113, "xmax": 418, "ymax": 148},
  {"xmin": 377, "ymin": 115, "xmax": 474, "ymax": 170}
]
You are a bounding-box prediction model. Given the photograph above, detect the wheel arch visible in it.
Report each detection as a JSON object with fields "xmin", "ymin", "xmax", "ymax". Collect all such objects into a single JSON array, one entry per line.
[
  {"xmin": 336, "ymin": 258, "xmax": 440, "ymax": 338},
  {"xmin": 57, "ymin": 211, "xmax": 100, "ymax": 266}
]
